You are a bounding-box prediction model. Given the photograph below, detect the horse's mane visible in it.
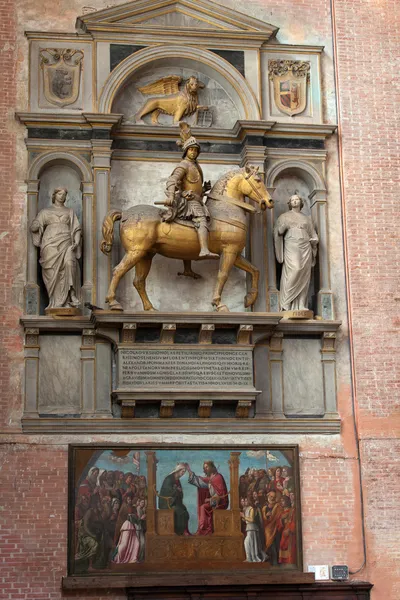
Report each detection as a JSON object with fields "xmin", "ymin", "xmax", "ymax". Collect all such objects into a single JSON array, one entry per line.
[{"xmin": 211, "ymin": 168, "xmax": 243, "ymax": 195}]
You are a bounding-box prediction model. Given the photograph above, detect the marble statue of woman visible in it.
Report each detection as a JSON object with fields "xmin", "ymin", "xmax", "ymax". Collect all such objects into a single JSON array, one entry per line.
[
  {"xmin": 30, "ymin": 187, "xmax": 81, "ymax": 311},
  {"xmin": 273, "ymin": 194, "xmax": 318, "ymax": 312}
]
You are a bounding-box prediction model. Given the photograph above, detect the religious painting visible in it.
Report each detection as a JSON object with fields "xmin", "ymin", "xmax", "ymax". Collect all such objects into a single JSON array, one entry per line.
[
  {"xmin": 269, "ymin": 60, "xmax": 310, "ymax": 116},
  {"xmin": 40, "ymin": 48, "xmax": 84, "ymax": 107},
  {"xmin": 68, "ymin": 445, "xmax": 302, "ymax": 576}
]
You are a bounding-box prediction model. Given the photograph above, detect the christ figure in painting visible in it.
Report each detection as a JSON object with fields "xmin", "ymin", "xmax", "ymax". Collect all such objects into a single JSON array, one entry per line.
[{"xmin": 186, "ymin": 460, "xmax": 229, "ymax": 535}]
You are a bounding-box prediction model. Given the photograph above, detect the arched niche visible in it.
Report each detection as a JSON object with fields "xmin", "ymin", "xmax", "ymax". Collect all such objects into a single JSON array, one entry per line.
[
  {"xmin": 99, "ymin": 46, "xmax": 261, "ymax": 125},
  {"xmin": 38, "ymin": 162, "xmax": 82, "ymax": 223},
  {"xmin": 27, "ymin": 153, "xmax": 92, "ymax": 314},
  {"xmin": 29, "ymin": 151, "xmax": 92, "ymax": 185},
  {"xmin": 267, "ymin": 162, "xmax": 326, "ymax": 312},
  {"xmin": 267, "ymin": 161, "xmax": 326, "ymax": 218}
]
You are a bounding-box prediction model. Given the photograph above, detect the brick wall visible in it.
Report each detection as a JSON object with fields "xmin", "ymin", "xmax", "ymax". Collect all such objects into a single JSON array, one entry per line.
[
  {"xmin": 0, "ymin": 0, "xmax": 23, "ymax": 431},
  {"xmin": 333, "ymin": 0, "xmax": 400, "ymax": 597},
  {"xmin": 0, "ymin": 444, "xmax": 361, "ymax": 600}
]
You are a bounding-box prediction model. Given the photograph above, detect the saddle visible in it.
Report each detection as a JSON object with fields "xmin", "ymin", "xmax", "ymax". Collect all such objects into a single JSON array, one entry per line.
[{"xmin": 159, "ymin": 208, "xmax": 197, "ymax": 229}]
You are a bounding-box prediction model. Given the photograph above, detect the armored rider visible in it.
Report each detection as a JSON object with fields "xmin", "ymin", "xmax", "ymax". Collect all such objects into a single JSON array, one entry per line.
[{"xmin": 162, "ymin": 122, "xmax": 219, "ymax": 260}]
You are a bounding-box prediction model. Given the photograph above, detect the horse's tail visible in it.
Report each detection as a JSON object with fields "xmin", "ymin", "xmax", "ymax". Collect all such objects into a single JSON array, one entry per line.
[{"xmin": 100, "ymin": 209, "xmax": 122, "ymax": 255}]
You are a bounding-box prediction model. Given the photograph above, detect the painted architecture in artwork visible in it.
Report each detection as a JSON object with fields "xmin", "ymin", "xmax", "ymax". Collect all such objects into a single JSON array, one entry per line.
[{"xmin": 0, "ymin": 0, "xmax": 398, "ymax": 598}]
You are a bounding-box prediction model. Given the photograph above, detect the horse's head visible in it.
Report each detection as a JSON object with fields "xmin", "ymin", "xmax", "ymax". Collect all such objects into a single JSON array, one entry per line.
[{"xmin": 240, "ymin": 165, "xmax": 274, "ymax": 210}]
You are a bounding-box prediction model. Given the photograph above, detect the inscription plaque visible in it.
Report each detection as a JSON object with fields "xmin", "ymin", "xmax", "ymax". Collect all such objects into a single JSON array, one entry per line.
[{"xmin": 118, "ymin": 348, "xmax": 253, "ymax": 388}]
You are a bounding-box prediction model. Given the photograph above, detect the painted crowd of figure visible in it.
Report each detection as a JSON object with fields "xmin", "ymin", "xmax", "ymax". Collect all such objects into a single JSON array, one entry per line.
[
  {"xmin": 239, "ymin": 465, "xmax": 296, "ymax": 565},
  {"xmin": 74, "ymin": 467, "xmax": 148, "ymax": 572}
]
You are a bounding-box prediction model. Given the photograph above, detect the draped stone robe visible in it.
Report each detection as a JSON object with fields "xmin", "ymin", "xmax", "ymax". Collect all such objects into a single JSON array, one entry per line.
[
  {"xmin": 273, "ymin": 210, "xmax": 318, "ymax": 311},
  {"xmin": 31, "ymin": 206, "xmax": 81, "ymax": 308}
]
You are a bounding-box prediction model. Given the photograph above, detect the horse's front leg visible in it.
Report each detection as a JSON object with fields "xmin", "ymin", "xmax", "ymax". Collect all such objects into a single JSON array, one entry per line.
[
  {"xmin": 234, "ymin": 254, "xmax": 260, "ymax": 308},
  {"xmin": 211, "ymin": 251, "xmax": 237, "ymax": 311},
  {"xmin": 106, "ymin": 250, "xmax": 145, "ymax": 310}
]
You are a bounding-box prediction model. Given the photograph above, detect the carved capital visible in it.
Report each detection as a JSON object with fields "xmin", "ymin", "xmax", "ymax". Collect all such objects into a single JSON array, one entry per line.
[
  {"xmin": 269, "ymin": 332, "xmax": 284, "ymax": 352},
  {"xmin": 121, "ymin": 402, "xmax": 135, "ymax": 419},
  {"xmin": 82, "ymin": 329, "xmax": 95, "ymax": 346},
  {"xmin": 122, "ymin": 323, "xmax": 137, "ymax": 344},
  {"xmin": 25, "ymin": 328, "xmax": 39, "ymax": 347},
  {"xmin": 160, "ymin": 323, "xmax": 176, "ymax": 344},
  {"xmin": 160, "ymin": 400, "xmax": 175, "ymax": 418},
  {"xmin": 198, "ymin": 399, "xmax": 213, "ymax": 418},
  {"xmin": 321, "ymin": 331, "xmax": 336, "ymax": 353},
  {"xmin": 237, "ymin": 324, "xmax": 253, "ymax": 345},
  {"xmin": 198, "ymin": 323, "xmax": 214, "ymax": 344},
  {"xmin": 236, "ymin": 400, "xmax": 252, "ymax": 418}
]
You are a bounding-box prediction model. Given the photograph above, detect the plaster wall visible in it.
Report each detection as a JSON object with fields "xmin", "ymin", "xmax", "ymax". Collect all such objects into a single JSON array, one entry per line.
[
  {"xmin": 0, "ymin": 1, "xmax": 398, "ymax": 600},
  {"xmin": 38, "ymin": 334, "xmax": 81, "ymax": 414}
]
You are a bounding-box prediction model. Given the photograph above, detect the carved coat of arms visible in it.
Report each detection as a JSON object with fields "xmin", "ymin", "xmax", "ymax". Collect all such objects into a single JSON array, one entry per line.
[
  {"xmin": 40, "ymin": 48, "xmax": 84, "ymax": 107},
  {"xmin": 269, "ymin": 60, "xmax": 310, "ymax": 116}
]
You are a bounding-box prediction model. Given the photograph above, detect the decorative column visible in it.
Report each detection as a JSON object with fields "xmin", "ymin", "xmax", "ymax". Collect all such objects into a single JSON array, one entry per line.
[
  {"xmin": 85, "ymin": 113, "xmax": 122, "ymax": 308},
  {"xmin": 81, "ymin": 181, "xmax": 94, "ymax": 314},
  {"xmin": 24, "ymin": 328, "xmax": 40, "ymax": 417},
  {"xmin": 240, "ymin": 143, "xmax": 268, "ymax": 312},
  {"xmin": 145, "ymin": 451, "xmax": 157, "ymax": 535},
  {"xmin": 310, "ymin": 189, "xmax": 334, "ymax": 319},
  {"xmin": 25, "ymin": 180, "xmax": 40, "ymax": 314},
  {"xmin": 95, "ymin": 339, "xmax": 113, "ymax": 417},
  {"xmin": 92, "ymin": 138, "xmax": 113, "ymax": 308},
  {"xmin": 253, "ymin": 340, "xmax": 271, "ymax": 416},
  {"xmin": 321, "ymin": 332, "xmax": 338, "ymax": 418},
  {"xmin": 269, "ymin": 332, "xmax": 285, "ymax": 417},
  {"xmin": 229, "ymin": 452, "xmax": 242, "ymax": 534},
  {"xmin": 265, "ymin": 185, "xmax": 279, "ymax": 312},
  {"xmin": 81, "ymin": 329, "xmax": 96, "ymax": 416}
]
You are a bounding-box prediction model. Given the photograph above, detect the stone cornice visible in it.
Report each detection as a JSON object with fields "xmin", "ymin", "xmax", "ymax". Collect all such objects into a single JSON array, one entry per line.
[
  {"xmin": 21, "ymin": 416, "xmax": 341, "ymax": 435},
  {"xmin": 24, "ymin": 31, "xmax": 92, "ymax": 41},
  {"xmin": 261, "ymin": 43, "xmax": 325, "ymax": 53},
  {"xmin": 20, "ymin": 314, "xmax": 341, "ymax": 335}
]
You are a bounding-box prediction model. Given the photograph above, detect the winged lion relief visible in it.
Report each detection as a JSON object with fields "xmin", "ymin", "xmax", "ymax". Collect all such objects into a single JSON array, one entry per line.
[{"xmin": 135, "ymin": 75, "xmax": 212, "ymax": 127}]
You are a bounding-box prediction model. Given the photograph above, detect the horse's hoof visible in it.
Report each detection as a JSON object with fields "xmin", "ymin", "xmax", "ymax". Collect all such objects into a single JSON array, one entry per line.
[
  {"xmin": 215, "ymin": 303, "xmax": 230, "ymax": 313},
  {"xmin": 144, "ymin": 306, "xmax": 158, "ymax": 312},
  {"xmin": 178, "ymin": 270, "xmax": 202, "ymax": 279},
  {"xmin": 244, "ymin": 291, "xmax": 257, "ymax": 308},
  {"xmin": 109, "ymin": 301, "xmax": 123, "ymax": 311}
]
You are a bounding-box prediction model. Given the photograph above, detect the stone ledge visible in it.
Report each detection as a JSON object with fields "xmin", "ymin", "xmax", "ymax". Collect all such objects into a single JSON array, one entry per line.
[
  {"xmin": 63, "ymin": 571, "xmax": 315, "ymax": 590},
  {"xmin": 20, "ymin": 314, "xmax": 341, "ymax": 336},
  {"xmin": 91, "ymin": 311, "xmax": 282, "ymax": 327},
  {"xmin": 21, "ymin": 416, "xmax": 341, "ymax": 434}
]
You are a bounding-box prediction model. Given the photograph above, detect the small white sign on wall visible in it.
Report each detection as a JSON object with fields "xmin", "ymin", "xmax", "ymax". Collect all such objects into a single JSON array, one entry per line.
[{"xmin": 308, "ymin": 565, "xmax": 330, "ymax": 580}]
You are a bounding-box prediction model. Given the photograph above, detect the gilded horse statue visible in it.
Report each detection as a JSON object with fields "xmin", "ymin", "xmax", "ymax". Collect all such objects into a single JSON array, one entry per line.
[{"xmin": 100, "ymin": 166, "xmax": 273, "ymax": 311}]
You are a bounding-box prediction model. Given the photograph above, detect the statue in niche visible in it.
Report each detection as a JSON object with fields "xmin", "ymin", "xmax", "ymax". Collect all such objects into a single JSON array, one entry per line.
[
  {"xmin": 30, "ymin": 187, "xmax": 82, "ymax": 314},
  {"xmin": 100, "ymin": 122, "xmax": 274, "ymax": 312},
  {"xmin": 273, "ymin": 194, "xmax": 318, "ymax": 315},
  {"xmin": 135, "ymin": 75, "xmax": 211, "ymax": 125}
]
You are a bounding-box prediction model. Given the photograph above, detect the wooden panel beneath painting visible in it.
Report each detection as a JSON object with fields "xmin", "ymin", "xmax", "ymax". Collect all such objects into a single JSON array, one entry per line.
[
  {"xmin": 126, "ymin": 582, "xmax": 373, "ymax": 599},
  {"xmin": 68, "ymin": 445, "xmax": 302, "ymax": 583}
]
